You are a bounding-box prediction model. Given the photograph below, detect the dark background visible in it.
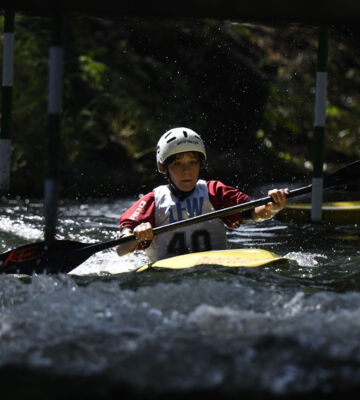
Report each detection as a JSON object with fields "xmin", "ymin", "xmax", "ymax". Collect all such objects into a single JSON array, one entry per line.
[{"xmin": 1, "ymin": 3, "xmax": 360, "ymax": 197}]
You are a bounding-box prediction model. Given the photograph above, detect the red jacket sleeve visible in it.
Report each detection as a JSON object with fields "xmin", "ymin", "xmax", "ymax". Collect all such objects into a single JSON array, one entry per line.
[
  {"xmin": 207, "ymin": 180, "xmax": 249, "ymax": 227},
  {"xmin": 119, "ymin": 192, "xmax": 156, "ymax": 249}
]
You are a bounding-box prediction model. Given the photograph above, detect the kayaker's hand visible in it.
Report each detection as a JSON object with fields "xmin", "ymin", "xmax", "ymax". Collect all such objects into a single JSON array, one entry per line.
[
  {"xmin": 133, "ymin": 222, "xmax": 154, "ymax": 242},
  {"xmin": 116, "ymin": 229, "xmax": 138, "ymax": 257},
  {"xmin": 252, "ymin": 188, "xmax": 289, "ymax": 221},
  {"xmin": 116, "ymin": 223, "xmax": 155, "ymax": 257},
  {"xmin": 266, "ymin": 188, "xmax": 289, "ymax": 212}
]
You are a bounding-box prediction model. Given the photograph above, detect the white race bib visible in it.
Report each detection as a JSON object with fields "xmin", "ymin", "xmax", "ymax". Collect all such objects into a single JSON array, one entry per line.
[{"xmin": 146, "ymin": 180, "xmax": 227, "ymax": 262}]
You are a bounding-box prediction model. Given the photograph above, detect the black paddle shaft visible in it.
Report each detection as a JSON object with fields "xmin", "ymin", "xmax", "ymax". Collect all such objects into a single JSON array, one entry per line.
[
  {"xmin": 0, "ymin": 185, "xmax": 332, "ymax": 274},
  {"xmin": 1, "ymin": 160, "xmax": 359, "ymax": 274},
  {"xmin": 102, "ymin": 160, "xmax": 360, "ymax": 242}
]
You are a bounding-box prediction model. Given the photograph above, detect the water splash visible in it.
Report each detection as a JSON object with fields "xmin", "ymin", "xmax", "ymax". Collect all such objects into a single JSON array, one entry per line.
[{"xmin": 285, "ymin": 252, "xmax": 327, "ymax": 267}]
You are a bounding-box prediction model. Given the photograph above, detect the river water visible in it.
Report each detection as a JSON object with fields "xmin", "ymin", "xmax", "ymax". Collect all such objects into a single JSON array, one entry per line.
[{"xmin": 1, "ymin": 196, "xmax": 360, "ymax": 399}]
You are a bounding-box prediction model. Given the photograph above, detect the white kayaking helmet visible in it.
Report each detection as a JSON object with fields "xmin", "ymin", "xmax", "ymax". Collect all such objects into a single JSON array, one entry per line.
[{"xmin": 156, "ymin": 127, "xmax": 207, "ymax": 165}]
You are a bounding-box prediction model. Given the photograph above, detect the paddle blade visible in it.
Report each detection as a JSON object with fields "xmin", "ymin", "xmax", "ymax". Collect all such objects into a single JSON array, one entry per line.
[
  {"xmin": 0, "ymin": 240, "xmax": 89, "ymax": 275},
  {"xmin": 324, "ymin": 160, "xmax": 360, "ymax": 189}
]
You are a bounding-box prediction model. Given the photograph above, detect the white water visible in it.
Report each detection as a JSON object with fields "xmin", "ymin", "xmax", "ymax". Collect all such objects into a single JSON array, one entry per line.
[{"xmin": 1, "ymin": 198, "xmax": 360, "ymax": 398}]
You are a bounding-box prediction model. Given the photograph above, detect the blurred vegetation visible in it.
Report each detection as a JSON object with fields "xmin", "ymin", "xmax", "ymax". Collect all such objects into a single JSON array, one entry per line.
[{"xmin": 0, "ymin": 14, "xmax": 359, "ymax": 197}]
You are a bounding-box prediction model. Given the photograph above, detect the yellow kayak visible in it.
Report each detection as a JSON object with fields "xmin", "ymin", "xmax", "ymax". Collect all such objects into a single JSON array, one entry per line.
[
  {"xmin": 277, "ymin": 201, "xmax": 360, "ymax": 224},
  {"xmin": 136, "ymin": 248, "xmax": 289, "ymax": 272}
]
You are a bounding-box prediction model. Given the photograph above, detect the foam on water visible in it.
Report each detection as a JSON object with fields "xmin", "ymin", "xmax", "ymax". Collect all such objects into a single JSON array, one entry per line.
[
  {"xmin": 1, "ymin": 198, "xmax": 360, "ymax": 398},
  {"xmin": 0, "ymin": 216, "xmax": 43, "ymax": 243},
  {"xmin": 70, "ymin": 249, "xmax": 148, "ymax": 275},
  {"xmin": 285, "ymin": 251, "xmax": 328, "ymax": 267},
  {"xmin": 1, "ymin": 273, "xmax": 360, "ymax": 396}
]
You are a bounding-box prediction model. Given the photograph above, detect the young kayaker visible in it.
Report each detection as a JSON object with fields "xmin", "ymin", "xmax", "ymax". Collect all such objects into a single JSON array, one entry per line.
[{"xmin": 116, "ymin": 127, "xmax": 288, "ymax": 262}]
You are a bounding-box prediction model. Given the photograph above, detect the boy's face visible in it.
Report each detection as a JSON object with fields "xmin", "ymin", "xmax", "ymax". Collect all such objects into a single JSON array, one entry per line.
[{"xmin": 166, "ymin": 152, "xmax": 201, "ymax": 192}]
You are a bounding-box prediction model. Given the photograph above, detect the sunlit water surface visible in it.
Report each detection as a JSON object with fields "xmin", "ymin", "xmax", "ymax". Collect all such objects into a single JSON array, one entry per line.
[{"xmin": 1, "ymin": 197, "xmax": 360, "ymax": 399}]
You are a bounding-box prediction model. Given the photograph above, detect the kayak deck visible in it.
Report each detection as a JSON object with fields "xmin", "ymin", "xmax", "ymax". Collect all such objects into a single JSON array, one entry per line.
[{"xmin": 137, "ymin": 248, "xmax": 289, "ymax": 272}]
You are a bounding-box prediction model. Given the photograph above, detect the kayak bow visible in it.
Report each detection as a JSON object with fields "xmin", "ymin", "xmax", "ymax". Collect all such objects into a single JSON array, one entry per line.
[{"xmin": 136, "ymin": 248, "xmax": 290, "ymax": 272}]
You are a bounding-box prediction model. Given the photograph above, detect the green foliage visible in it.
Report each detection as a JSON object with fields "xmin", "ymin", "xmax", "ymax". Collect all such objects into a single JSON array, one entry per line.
[
  {"xmin": 1, "ymin": 14, "xmax": 359, "ymax": 196},
  {"xmin": 79, "ymin": 53, "xmax": 107, "ymax": 89},
  {"xmin": 256, "ymin": 24, "xmax": 360, "ymax": 172}
]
